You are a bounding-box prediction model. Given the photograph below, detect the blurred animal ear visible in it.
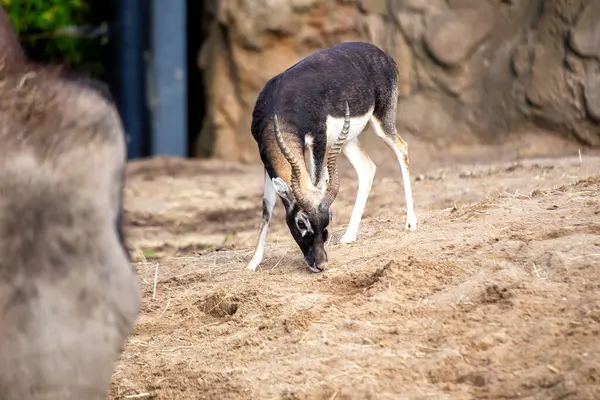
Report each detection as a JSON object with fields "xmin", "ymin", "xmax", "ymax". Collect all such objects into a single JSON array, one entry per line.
[
  {"xmin": 272, "ymin": 177, "xmax": 288, "ymax": 194},
  {"xmin": 272, "ymin": 177, "xmax": 293, "ymax": 203}
]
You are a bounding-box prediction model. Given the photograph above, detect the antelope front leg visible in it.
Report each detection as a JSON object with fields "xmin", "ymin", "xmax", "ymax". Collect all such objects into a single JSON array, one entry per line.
[
  {"xmin": 340, "ymin": 139, "xmax": 376, "ymax": 244},
  {"xmin": 247, "ymin": 170, "xmax": 276, "ymax": 271}
]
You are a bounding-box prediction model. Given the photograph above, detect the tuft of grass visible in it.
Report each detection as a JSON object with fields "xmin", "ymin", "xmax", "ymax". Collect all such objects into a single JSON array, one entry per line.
[
  {"xmin": 142, "ymin": 249, "xmax": 157, "ymax": 258},
  {"xmin": 130, "ymin": 248, "xmax": 158, "ymax": 263}
]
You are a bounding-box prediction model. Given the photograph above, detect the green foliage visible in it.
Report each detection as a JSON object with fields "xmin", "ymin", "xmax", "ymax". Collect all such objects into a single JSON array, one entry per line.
[
  {"xmin": 1, "ymin": 0, "xmax": 105, "ymax": 77},
  {"xmin": 2, "ymin": 0, "xmax": 87, "ymax": 32}
]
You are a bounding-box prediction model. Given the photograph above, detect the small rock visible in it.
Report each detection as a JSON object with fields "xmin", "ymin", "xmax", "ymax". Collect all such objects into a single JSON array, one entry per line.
[
  {"xmin": 565, "ymin": 53, "xmax": 584, "ymax": 75},
  {"xmin": 457, "ymin": 372, "xmax": 487, "ymax": 387},
  {"xmin": 531, "ymin": 189, "xmax": 547, "ymax": 197},
  {"xmin": 459, "ymin": 171, "xmax": 478, "ymax": 179},
  {"xmin": 511, "ymin": 44, "xmax": 535, "ymax": 77},
  {"xmin": 505, "ymin": 163, "xmax": 523, "ymax": 172}
]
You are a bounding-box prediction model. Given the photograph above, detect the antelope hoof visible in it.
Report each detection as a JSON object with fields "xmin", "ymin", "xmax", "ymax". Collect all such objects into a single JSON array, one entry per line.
[
  {"xmin": 339, "ymin": 233, "xmax": 357, "ymax": 244},
  {"xmin": 405, "ymin": 214, "xmax": 417, "ymax": 232},
  {"xmin": 246, "ymin": 260, "xmax": 260, "ymax": 271}
]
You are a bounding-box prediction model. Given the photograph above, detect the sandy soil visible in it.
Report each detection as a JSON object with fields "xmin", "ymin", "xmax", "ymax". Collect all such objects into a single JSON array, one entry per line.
[{"xmin": 109, "ymin": 135, "xmax": 600, "ymax": 400}]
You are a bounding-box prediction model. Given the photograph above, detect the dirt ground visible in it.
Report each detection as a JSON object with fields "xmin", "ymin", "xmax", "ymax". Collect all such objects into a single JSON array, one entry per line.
[{"xmin": 109, "ymin": 133, "xmax": 600, "ymax": 400}]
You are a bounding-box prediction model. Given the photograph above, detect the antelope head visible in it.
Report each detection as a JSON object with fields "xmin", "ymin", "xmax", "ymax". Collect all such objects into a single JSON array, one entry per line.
[{"xmin": 271, "ymin": 102, "xmax": 350, "ymax": 272}]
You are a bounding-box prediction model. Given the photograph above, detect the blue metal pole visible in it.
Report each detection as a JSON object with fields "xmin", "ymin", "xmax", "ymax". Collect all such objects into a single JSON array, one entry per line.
[
  {"xmin": 150, "ymin": 0, "xmax": 188, "ymax": 157},
  {"xmin": 115, "ymin": 0, "xmax": 146, "ymax": 159}
]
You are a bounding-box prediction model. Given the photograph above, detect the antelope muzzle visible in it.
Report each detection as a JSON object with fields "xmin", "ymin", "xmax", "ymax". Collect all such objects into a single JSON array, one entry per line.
[{"xmin": 305, "ymin": 237, "xmax": 328, "ymax": 273}]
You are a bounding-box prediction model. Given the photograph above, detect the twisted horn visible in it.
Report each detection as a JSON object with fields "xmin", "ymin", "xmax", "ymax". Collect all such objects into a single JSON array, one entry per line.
[
  {"xmin": 322, "ymin": 101, "xmax": 351, "ymax": 208},
  {"xmin": 272, "ymin": 114, "xmax": 312, "ymax": 209}
]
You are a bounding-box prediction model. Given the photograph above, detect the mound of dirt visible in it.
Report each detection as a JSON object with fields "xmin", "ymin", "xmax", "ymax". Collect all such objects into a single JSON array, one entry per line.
[
  {"xmin": 197, "ymin": 291, "xmax": 239, "ymax": 318},
  {"xmin": 111, "ymin": 154, "xmax": 600, "ymax": 399}
]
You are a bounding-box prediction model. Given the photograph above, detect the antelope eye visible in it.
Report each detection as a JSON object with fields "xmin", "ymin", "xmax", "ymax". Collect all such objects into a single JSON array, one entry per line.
[
  {"xmin": 295, "ymin": 214, "xmax": 312, "ymax": 236},
  {"xmin": 323, "ymin": 228, "xmax": 329, "ymax": 242}
]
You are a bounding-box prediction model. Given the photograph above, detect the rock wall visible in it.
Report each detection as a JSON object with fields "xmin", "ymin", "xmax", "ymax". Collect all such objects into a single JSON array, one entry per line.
[{"xmin": 195, "ymin": 0, "xmax": 600, "ymax": 162}]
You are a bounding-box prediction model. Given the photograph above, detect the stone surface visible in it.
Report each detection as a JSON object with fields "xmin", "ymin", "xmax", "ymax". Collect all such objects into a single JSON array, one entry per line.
[
  {"xmin": 569, "ymin": 2, "xmax": 600, "ymax": 59},
  {"xmin": 511, "ymin": 43, "xmax": 535, "ymax": 77},
  {"xmin": 424, "ymin": 8, "xmax": 494, "ymax": 67},
  {"xmin": 396, "ymin": 11, "xmax": 425, "ymax": 43},
  {"xmin": 398, "ymin": 94, "xmax": 452, "ymax": 140},
  {"xmin": 584, "ymin": 68, "xmax": 600, "ymax": 122},
  {"xmin": 195, "ymin": 0, "xmax": 600, "ymax": 161},
  {"xmin": 403, "ymin": 0, "xmax": 446, "ymax": 13},
  {"xmin": 357, "ymin": 0, "xmax": 387, "ymax": 14}
]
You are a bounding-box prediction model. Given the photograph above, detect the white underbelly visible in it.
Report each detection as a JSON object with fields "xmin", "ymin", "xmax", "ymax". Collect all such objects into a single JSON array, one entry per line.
[
  {"xmin": 303, "ymin": 106, "xmax": 374, "ymax": 188},
  {"xmin": 325, "ymin": 106, "xmax": 373, "ymax": 148}
]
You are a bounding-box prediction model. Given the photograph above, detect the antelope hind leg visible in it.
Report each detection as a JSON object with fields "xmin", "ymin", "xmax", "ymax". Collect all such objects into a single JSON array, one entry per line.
[{"xmin": 370, "ymin": 116, "xmax": 417, "ymax": 231}]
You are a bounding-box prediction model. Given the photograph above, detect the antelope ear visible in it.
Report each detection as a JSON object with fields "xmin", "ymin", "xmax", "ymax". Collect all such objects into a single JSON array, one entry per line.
[
  {"xmin": 272, "ymin": 177, "xmax": 293, "ymax": 204},
  {"xmin": 272, "ymin": 177, "xmax": 289, "ymax": 194}
]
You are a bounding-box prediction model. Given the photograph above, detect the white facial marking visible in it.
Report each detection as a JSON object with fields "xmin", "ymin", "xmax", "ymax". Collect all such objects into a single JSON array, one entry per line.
[{"xmin": 295, "ymin": 213, "xmax": 312, "ymax": 237}]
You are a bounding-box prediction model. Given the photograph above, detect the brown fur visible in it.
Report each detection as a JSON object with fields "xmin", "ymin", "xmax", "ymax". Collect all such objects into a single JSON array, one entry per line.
[
  {"xmin": 0, "ymin": 9, "xmax": 140, "ymax": 399},
  {"xmin": 261, "ymin": 127, "xmax": 318, "ymax": 193}
]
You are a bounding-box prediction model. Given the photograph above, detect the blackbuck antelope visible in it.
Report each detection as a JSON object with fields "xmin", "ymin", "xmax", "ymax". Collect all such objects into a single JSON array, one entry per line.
[
  {"xmin": 0, "ymin": 7, "xmax": 140, "ymax": 399},
  {"xmin": 247, "ymin": 41, "xmax": 417, "ymax": 273}
]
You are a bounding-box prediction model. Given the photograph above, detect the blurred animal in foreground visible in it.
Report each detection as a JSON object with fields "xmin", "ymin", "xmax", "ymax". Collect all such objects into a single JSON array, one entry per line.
[
  {"xmin": 0, "ymin": 7, "xmax": 140, "ymax": 400},
  {"xmin": 247, "ymin": 41, "xmax": 417, "ymax": 273}
]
